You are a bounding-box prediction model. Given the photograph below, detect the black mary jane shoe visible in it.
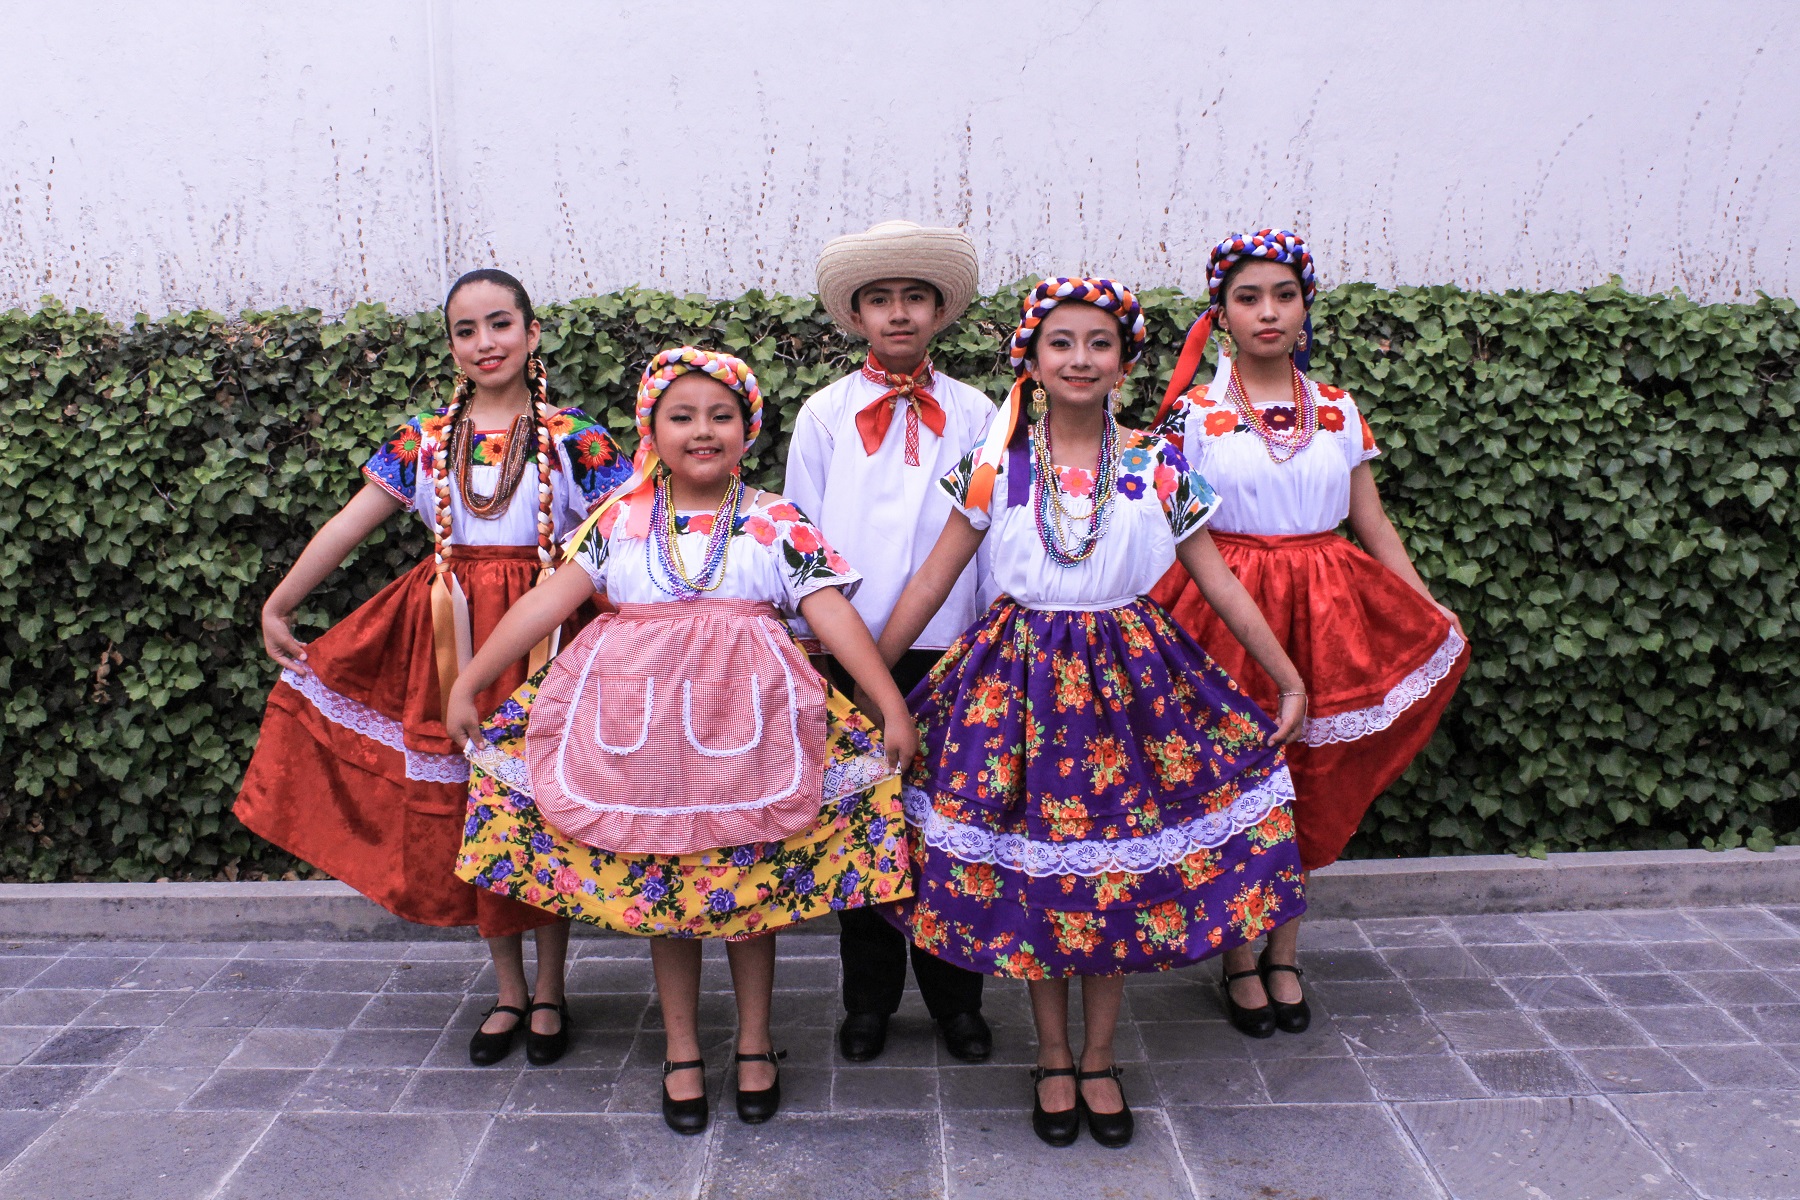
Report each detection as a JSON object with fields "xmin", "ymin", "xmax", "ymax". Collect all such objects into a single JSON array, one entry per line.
[
  {"xmin": 524, "ymin": 999, "xmax": 571, "ymax": 1066},
  {"xmin": 1258, "ymin": 946, "xmax": 1312, "ymax": 1034},
  {"xmin": 661, "ymin": 1058, "xmax": 709, "ymax": 1135},
  {"xmin": 938, "ymin": 1011, "xmax": 993, "ymax": 1063},
  {"xmin": 837, "ymin": 1012, "xmax": 889, "ymax": 1062},
  {"xmin": 468, "ymin": 1003, "xmax": 527, "ymax": 1066},
  {"xmin": 734, "ymin": 1049, "xmax": 788, "ymax": 1124},
  {"xmin": 1029, "ymin": 1065, "xmax": 1081, "ymax": 1147},
  {"xmin": 1222, "ymin": 965, "xmax": 1278, "ymax": 1039},
  {"xmin": 1078, "ymin": 1065, "xmax": 1134, "ymax": 1149}
]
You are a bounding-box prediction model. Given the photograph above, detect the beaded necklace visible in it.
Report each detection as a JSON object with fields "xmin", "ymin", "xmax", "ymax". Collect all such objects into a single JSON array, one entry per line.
[
  {"xmin": 449, "ymin": 411, "xmax": 534, "ymax": 518},
  {"xmin": 651, "ymin": 474, "xmax": 742, "ymax": 599},
  {"xmin": 1031, "ymin": 409, "xmax": 1119, "ymax": 566},
  {"xmin": 431, "ymin": 360, "xmax": 556, "ymax": 592},
  {"xmin": 1225, "ymin": 357, "xmax": 1316, "ymax": 464}
]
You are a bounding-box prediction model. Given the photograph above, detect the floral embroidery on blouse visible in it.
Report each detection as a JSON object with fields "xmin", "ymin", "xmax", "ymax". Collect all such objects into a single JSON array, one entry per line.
[
  {"xmin": 1156, "ymin": 381, "xmax": 1380, "ymax": 460},
  {"xmin": 361, "ymin": 406, "xmax": 630, "ymax": 510},
  {"xmin": 577, "ymin": 497, "xmax": 858, "ymax": 599}
]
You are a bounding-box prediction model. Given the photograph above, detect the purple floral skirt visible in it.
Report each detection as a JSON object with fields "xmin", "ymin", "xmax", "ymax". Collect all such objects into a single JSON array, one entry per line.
[{"xmin": 889, "ymin": 597, "xmax": 1305, "ymax": 978}]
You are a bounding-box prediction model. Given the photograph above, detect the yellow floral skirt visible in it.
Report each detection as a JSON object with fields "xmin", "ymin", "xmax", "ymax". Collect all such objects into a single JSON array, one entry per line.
[{"xmin": 455, "ymin": 673, "xmax": 912, "ymax": 939}]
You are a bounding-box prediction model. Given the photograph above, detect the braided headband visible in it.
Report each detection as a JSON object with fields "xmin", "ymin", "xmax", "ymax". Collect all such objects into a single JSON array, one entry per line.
[
  {"xmin": 966, "ymin": 277, "xmax": 1145, "ymax": 513},
  {"xmin": 567, "ymin": 346, "xmax": 763, "ymax": 549},
  {"xmin": 1155, "ymin": 228, "xmax": 1317, "ymax": 425}
]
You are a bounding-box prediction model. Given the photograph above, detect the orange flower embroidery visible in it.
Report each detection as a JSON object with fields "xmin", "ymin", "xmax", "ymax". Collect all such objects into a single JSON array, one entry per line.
[{"xmin": 1204, "ymin": 410, "xmax": 1239, "ymax": 437}]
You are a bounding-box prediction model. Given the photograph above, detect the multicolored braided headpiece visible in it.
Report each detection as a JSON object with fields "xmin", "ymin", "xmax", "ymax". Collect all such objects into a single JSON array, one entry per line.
[
  {"xmin": 966, "ymin": 277, "xmax": 1145, "ymax": 513},
  {"xmin": 568, "ymin": 346, "xmax": 763, "ymax": 547},
  {"xmin": 1156, "ymin": 228, "xmax": 1317, "ymax": 424}
]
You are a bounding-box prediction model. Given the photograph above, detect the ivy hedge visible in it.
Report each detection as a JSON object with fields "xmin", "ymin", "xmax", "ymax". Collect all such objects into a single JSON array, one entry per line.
[{"xmin": 1, "ymin": 282, "xmax": 1795, "ymax": 881}]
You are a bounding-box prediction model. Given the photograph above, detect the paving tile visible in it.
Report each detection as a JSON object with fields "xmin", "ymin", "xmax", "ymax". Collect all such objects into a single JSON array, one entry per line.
[
  {"xmin": 1148, "ymin": 1055, "xmax": 1267, "ymax": 1105},
  {"xmin": 19, "ymin": 957, "xmax": 140, "ymax": 989},
  {"xmin": 1360, "ymin": 1054, "xmax": 1486, "ymax": 1101},
  {"xmin": 1399, "ymin": 1096, "xmax": 1692, "ymax": 1200},
  {"xmin": 1241, "ymin": 1024, "xmax": 1351, "ymax": 1060},
  {"xmin": 248, "ymin": 941, "xmax": 404, "ymax": 961},
  {"xmin": 115, "ymin": 957, "xmax": 229, "ymax": 991},
  {"xmin": 832, "ymin": 1064, "xmax": 938, "ymax": 1111},
  {"xmin": 943, "ymin": 1106, "xmax": 1187, "ymax": 1198},
  {"xmin": 1446, "ymin": 913, "xmax": 1544, "ymax": 944},
  {"xmin": 1168, "ymin": 1103, "xmax": 1444, "ymax": 1199},
  {"xmin": 1609, "ymin": 910, "xmax": 1712, "ymax": 942},
  {"xmin": 708, "ymin": 1113, "xmax": 943, "ymax": 1200},
  {"xmin": 1523, "ymin": 911, "xmax": 1630, "ymax": 942},
  {"xmin": 1614, "ymin": 1091, "xmax": 1800, "ymax": 1200},
  {"xmin": 1468, "ymin": 942, "xmax": 1575, "ymax": 975},
  {"xmin": 0, "ymin": 1029, "xmax": 51, "ymax": 1066},
  {"xmin": 0, "ymin": 1067, "xmax": 100, "ymax": 1111},
  {"xmin": 1735, "ymin": 939, "xmax": 1800, "ymax": 970},
  {"xmin": 0, "ymin": 943, "xmax": 67, "ymax": 958},
  {"xmin": 566, "ymin": 957, "xmax": 655, "ymax": 994},
  {"xmin": 1256, "ymin": 1054, "xmax": 1374, "ymax": 1101},
  {"xmin": 0, "ymin": 960, "xmax": 56, "ymax": 988},
  {"xmin": 1433, "ymin": 1010, "xmax": 1552, "ymax": 1052},
  {"xmin": 352, "ymin": 991, "xmax": 463, "ymax": 1030},
  {"xmin": 565, "ymin": 992, "xmax": 651, "ymax": 1032},
  {"xmin": 1687, "ymin": 907, "xmax": 1794, "ymax": 939},
  {"xmin": 938, "ymin": 1063, "xmax": 1026, "ymax": 1110},
  {"xmin": 1136, "ymin": 1020, "xmax": 1253, "ymax": 1061},
  {"xmin": 1627, "ymin": 1005, "xmax": 1751, "ymax": 1047},
  {"xmin": 1336, "ymin": 1014, "xmax": 1450, "ymax": 1057},
  {"xmin": 1381, "ymin": 945, "xmax": 1487, "ymax": 979},
  {"xmin": 1314, "ymin": 981, "xmax": 1421, "ymax": 1017},
  {"xmin": 498, "ymin": 1067, "xmax": 617, "ymax": 1114},
  {"xmin": 0, "ymin": 1111, "xmax": 271, "ymax": 1200},
  {"xmin": 0, "ymin": 1111, "xmax": 54, "ymax": 1169},
  {"xmin": 1768, "ymin": 906, "xmax": 1800, "ymax": 934},
  {"xmin": 24, "ymin": 1026, "xmax": 146, "ymax": 1066},
  {"xmin": 536, "ymin": 1029, "xmax": 636, "ymax": 1072},
  {"xmin": 261, "ymin": 990, "xmax": 372, "ymax": 1030},
  {"xmin": 395, "ymin": 1067, "xmax": 521, "ymax": 1112},
  {"xmin": 1464, "ymin": 1049, "xmax": 1591, "ymax": 1096},
  {"xmin": 382, "ymin": 961, "xmax": 482, "ymax": 993},
  {"xmin": 204, "ymin": 959, "xmax": 311, "ymax": 992},
  {"xmin": 459, "ymin": 1114, "xmax": 707, "ymax": 1200},
  {"xmin": 69, "ymin": 990, "xmax": 190, "ymax": 1026},
  {"xmin": 225, "ymin": 1027, "xmax": 342, "ymax": 1069},
  {"xmin": 297, "ymin": 960, "xmax": 396, "ymax": 992},
  {"xmin": 120, "ymin": 1026, "xmax": 244, "ymax": 1068},
  {"xmin": 1502, "ymin": 975, "xmax": 1611, "ymax": 1010},
  {"xmin": 286, "ymin": 1067, "xmax": 412, "ymax": 1113},
  {"xmin": 1535, "ymin": 1007, "xmax": 1653, "ymax": 1049},
  {"xmin": 1670, "ymin": 1044, "xmax": 1800, "ymax": 1088},
  {"xmin": 1297, "ymin": 918, "xmax": 1371, "ymax": 949},
  {"xmin": 0, "ymin": 990, "xmax": 102, "ymax": 1026},
  {"xmin": 1570, "ymin": 1048, "xmax": 1702, "ymax": 1094},
  {"xmin": 1359, "ymin": 917, "xmax": 1455, "ymax": 947},
  {"xmin": 1409, "ymin": 977, "xmax": 1517, "ymax": 1013},
  {"xmin": 185, "ymin": 1067, "xmax": 311, "ymax": 1111},
  {"xmin": 1124, "ymin": 983, "xmax": 1225, "ymax": 1022},
  {"xmin": 1684, "ymin": 970, "xmax": 1796, "ymax": 1006},
  {"xmin": 216, "ymin": 1112, "xmax": 487, "ymax": 1199},
  {"xmin": 73, "ymin": 1067, "xmax": 212, "ymax": 1111},
  {"xmin": 1556, "ymin": 941, "xmax": 1661, "ymax": 974},
  {"xmin": 1730, "ymin": 1003, "xmax": 1800, "ymax": 1043},
  {"xmin": 1591, "ymin": 973, "xmax": 1707, "ymax": 1008},
  {"xmin": 1644, "ymin": 939, "xmax": 1749, "ymax": 971},
  {"xmin": 401, "ymin": 940, "xmax": 492, "ymax": 961},
  {"xmin": 1304, "ymin": 948, "xmax": 1397, "ymax": 981},
  {"xmin": 165, "ymin": 990, "xmax": 281, "ymax": 1028}
]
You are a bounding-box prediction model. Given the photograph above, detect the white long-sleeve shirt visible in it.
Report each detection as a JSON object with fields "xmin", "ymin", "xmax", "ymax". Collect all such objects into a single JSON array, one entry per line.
[{"xmin": 784, "ymin": 368, "xmax": 998, "ymax": 649}]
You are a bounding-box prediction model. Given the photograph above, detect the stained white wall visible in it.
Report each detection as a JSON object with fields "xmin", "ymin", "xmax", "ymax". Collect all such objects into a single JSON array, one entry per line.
[{"xmin": 3, "ymin": 1, "xmax": 1794, "ymax": 318}]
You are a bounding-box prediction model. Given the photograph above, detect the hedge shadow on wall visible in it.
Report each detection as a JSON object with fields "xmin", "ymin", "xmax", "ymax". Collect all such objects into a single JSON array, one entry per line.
[{"xmin": 1, "ymin": 282, "xmax": 1795, "ymax": 881}]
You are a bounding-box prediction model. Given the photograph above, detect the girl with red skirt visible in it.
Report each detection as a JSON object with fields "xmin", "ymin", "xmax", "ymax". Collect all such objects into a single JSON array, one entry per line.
[
  {"xmin": 1150, "ymin": 230, "xmax": 1469, "ymax": 1037},
  {"xmin": 235, "ymin": 270, "xmax": 630, "ymax": 1066}
]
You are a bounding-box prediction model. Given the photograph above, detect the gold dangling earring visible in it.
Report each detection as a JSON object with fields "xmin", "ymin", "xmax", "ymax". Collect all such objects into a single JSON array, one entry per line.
[
  {"xmin": 1217, "ymin": 330, "xmax": 1235, "ymax": 358},
  {"xmin": 1294, "ymin": 328, "xmax": 1309, "ymax": 354},
  {"xmin": 1029, "ymin": 385, "xmax": 1048, "ymax": 422},
  {"xmin": 1107, "ymin": 386, "xmax": 1121, "ymax": 411}
]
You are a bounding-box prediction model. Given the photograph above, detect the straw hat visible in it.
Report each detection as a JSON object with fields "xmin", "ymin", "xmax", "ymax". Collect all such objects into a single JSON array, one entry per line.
[{"xmin": 816, "ymin": 220, "xmax": 980, "ymax": 336}]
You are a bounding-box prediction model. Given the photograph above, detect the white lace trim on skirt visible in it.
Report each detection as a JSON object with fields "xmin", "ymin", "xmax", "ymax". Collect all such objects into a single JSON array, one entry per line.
[
  {"xmin": 901, "ymin": 764, "xmax": 1294, "ymax": 879},
  {"xmin": 1301, "ymin": 628, "xmax": 1464, "ymax": 748},
  {"xmin": 282, "ymin": 668, "xmax": 469, "ymax": 784}
]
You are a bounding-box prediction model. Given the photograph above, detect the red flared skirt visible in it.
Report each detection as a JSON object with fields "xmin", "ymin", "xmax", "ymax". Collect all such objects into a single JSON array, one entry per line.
[
  {"xmin": 1149, "ymin": 530, "xmax": 1469, "ymax": 870},
  {"xmin": 235, "ymin": 546, "xmax": 588, "ymax": 937}
]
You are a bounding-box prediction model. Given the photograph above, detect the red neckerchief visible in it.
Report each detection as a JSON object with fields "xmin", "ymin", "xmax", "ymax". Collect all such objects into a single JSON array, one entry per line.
[{"xmin": 856, "ymin": 353, "xmax": 946, "ymax": 465}]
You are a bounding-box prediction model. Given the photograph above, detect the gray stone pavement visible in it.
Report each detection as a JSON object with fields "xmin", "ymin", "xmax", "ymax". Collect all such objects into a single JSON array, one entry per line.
[{"xmin": 0, "ymin": 905, "xmax": 1794, "ymax": 1199}]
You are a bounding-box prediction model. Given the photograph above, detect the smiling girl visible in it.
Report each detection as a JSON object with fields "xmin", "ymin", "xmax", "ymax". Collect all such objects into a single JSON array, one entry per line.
[
  {"xmin": 875, "ymin": 278, "xmax": 1310, "ymax": 1149},
  {"xmin": 445, "ymin": 347, "xmax": 916, "ymax": 1135},
  {"xmin": 235, "ymin": 269, "xmax": 630, "ymax": 1068}
]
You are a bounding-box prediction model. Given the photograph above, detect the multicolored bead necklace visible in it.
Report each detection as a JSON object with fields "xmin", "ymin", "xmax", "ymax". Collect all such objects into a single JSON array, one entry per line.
[
  {"xmin": 1226, "ymin": 357, "xmax": 1317, "ymax": 464},
  {"xmin": 651, "ymin": 474, "xmax": 742, "ymax": 599},
  {"xmin": 1031, "ymin": 410, "xmax": 1119, "ymax": 566}
]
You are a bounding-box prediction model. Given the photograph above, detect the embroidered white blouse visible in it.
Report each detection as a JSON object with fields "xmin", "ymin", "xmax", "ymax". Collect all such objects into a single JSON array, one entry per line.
[
  {"xmin": 940, "ymin": 428, "xmax": 1219, "ymax": 612},
  {"xmin": 574, "ymin": 493, "xmax": 862, "ymax": 617},
  {"xmin": 1159, "ymin": 360, "xmax": 1380, "ymax": 537},
  {"xmin": 784, "ymin": 369, "xmax": 998, "ymax": 648}
]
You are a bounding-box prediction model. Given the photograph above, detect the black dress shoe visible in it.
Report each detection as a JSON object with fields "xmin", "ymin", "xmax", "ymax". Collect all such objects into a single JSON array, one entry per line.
[
  {"xmin": 1078, "ymin": 1065, "xmax": 1134, "ymax": 1148},
  {"xmin": 1222, "ymin": 965, "xmax": 1278, "ymax": 1038},
  {"xmin": 661, "ymin": 1058, "xmax": 709, "ymax": 1135},
  {"xmin": 734, "ymin": 1049, "xmax": 787, "ymax": 1124},
  {"xmin": 468, "ymin": 1003, "xmax": 526, "ymax": 1066},
  {"xmin": 524, "ymin": 999, "xmax": 570, "ymax": 1065},
  {"xmin": 938, "ymin": 1011, "xmax": 993, "ymax": 1062},
  {"xmin": 1030, "ymin": 1065, "xmax": 1081, "ymax": 1147},
  {"xmin": 838, "ymin": 1012, "xmax": 888, "ymax": 1062},
  {"xmin": 1258, "ymin": 946, "xmax": 1312, "ymax": 1034}
]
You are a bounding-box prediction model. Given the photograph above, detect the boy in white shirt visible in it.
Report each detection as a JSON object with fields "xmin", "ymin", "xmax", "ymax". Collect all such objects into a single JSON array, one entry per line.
[{"xmin": 787, "ymin": 220, "xmax": 997, "ymax": 1065}]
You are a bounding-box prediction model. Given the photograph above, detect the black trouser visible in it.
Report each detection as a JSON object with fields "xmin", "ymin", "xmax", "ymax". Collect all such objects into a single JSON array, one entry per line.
[{"xmin": 830, "ymin": 648, "xmax": 985, "ymax": 1019}]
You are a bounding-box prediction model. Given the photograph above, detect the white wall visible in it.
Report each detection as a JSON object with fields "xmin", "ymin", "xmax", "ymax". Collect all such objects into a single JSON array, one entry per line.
[{"xmin": 3, "ymin": 1, "xmax": 1795, "ymax": 318}]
